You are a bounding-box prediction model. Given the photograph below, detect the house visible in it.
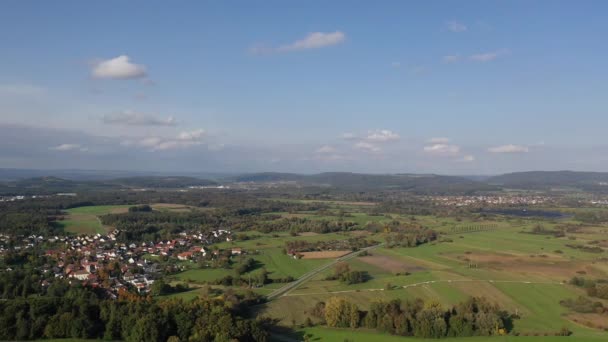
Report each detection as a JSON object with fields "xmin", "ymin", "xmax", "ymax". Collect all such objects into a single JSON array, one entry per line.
[
  {"xmin": 177, "ymin": 251, "xmax": 193, "ymax": 261},
  {"xmin": 72, "ymin": 270, "xmax": 90, "ymax": 281},
  {"xmin": 231, "ymin": 247, "xmax": 243, "ymax": 255}
]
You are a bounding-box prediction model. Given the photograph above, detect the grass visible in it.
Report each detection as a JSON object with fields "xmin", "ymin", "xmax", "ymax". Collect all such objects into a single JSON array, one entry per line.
[
  {"xmin": 57, "ymin": 205, "xmax": 130, "ymax": 234},
  {"xmin": 259, "ymin": 217, "xmax": 607, "ymax": 338},
  {"xmin": 287, "ymin": 327, "xmax": 608, "ymax": 342},
  {"xmin": 173, "ymin": 268, "xmax": 233, "ymax": 283}
]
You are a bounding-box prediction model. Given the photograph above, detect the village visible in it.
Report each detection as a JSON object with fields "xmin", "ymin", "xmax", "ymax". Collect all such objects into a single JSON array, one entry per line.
[
  {"xmin": 427, "ymin": 194, "xmax": 554, "ymax": 207},
  {"xmin": 0, "ymin": 228, "xmax": 244, "ymax": 296}
]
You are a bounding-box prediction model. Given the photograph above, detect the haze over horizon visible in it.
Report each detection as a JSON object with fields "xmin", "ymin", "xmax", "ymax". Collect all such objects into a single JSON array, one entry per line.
[{"xmin": 2, "ymin": 1, "xmax": 607, "ymax": 174}]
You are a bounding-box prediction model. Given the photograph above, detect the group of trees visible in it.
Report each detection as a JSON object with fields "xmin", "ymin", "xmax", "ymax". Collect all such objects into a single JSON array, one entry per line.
[
  {"xmin": 0, "ymin": 277, "xmax": 269, "ymax": 341},
  {"xmin": 258, "ymin": 217, "xmax": 359, "ymax": 234},
  {"xmin": 285, "ymin": 237, "xmax": 376, "ymax": 254},
  {"xmin": 570, "ymin": 276, "xmax": 608, "ymax": 300},
  {"xmin": 384, "ymin": 223, "xmax": 438, "ymax": 248},
  {"xmin": 312, "ymin": 297, "xmax": 513, "ymax": 338},
  {"xmin": 325, "ymin": 263, "xmax": 368, "ymax": 285},
  {"xmin": 560, "ymin": 296, "xmax": 607, "ymax": 314}
]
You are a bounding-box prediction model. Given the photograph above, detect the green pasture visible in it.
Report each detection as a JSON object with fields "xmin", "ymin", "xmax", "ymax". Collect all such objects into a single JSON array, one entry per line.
[{"xmin": 288, "ymin": 327, "xmax": 608, "ymax": 342}]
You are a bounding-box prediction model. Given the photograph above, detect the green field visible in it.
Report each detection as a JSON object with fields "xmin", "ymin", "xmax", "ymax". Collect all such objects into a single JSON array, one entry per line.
[
  {"xmin": 286, "ymin": 327, "xmax": 608, "ymax": 342},
  {"xmin": 57, "ymin": 205, "xmax": 130, "ymax": 234},
  {"xmin": 255, "ymin": 209, "xmax": 608, "ymax": 338}
]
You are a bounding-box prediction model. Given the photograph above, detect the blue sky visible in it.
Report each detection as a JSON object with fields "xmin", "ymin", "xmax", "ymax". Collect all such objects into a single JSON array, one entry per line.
[{"xmin": 1, "ymin": 1, "xmax": 607, "ymax": 174}]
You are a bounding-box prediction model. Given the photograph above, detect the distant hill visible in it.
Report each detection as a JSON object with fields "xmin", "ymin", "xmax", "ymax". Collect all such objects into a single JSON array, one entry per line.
[
  {"xmin": 0, "ymin": 175, "xmax": 218, "ymax": 195},
  {"xmin": 232, "ymin": 172, "xmax": 304, "ymax": 182},
  {"xmin": 487, "ymin": 171, "xmax": 608, "ymax": 190},
  {"xmin": 106, "ymin": 176, "xmax": 217, "ymax": 188},
  {"xmin": 0, "ymin": 168, "xmax": 234, "ymax": 182},
  {"xmin": 231, "ymin": 172, "xmax": 497, "ymax": 194}
]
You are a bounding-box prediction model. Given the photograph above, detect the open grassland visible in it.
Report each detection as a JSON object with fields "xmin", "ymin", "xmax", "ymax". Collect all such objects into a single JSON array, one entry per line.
[
  {"xmin": 286, "ymin": 327, "xmax": 608, "ymax": 342},
  {"xmin": 57, "ymin": 205, "xmax": 131, "ymax": 234},
  {"xmin": 57, "ymin": 203, "xmax": 201, "ymax": 234},
  {"xmin": 259, "ymin": 215, "xmax": 607, "ymax": 337}
]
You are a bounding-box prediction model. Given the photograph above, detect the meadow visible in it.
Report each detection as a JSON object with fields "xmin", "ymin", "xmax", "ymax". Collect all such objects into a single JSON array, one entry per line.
[
  {"xmin": 248, "ymin": 201, "xmax": 608, "ymax": 339},
  {"xmin": 56, "ymin": 203, "xmax": 200, "ymax": 234}
]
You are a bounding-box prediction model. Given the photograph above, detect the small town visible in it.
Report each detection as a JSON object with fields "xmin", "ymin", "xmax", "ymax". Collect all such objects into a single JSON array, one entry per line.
[{"xmin": 1, "ymin": 228, "xmax": 240, "ymax": 296}]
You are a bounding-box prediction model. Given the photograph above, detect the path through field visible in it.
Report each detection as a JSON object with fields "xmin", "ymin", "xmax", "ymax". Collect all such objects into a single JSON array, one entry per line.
[{"xmin": 283, "ymin": 278, "xmax": 564, "ymax": 297}]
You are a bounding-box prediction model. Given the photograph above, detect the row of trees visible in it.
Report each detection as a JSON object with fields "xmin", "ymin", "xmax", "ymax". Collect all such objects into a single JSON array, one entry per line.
[{"xmin": 312, "ymin": 297, "xmax": 514, "ymax": 338}]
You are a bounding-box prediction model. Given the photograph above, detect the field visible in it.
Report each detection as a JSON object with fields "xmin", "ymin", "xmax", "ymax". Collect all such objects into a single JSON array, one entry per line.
[
  {"xmin": 57, "ymin": 205, "xmax": 130, "ymax": 234},
  {"xmin": 56, "ymin": 203, "xmax": 199, "ymax": 234},
  {"xmin": 286, "ymin": 327, "xmax": 608, "ymax": 342},
  {"xmin": 245, "ymin": 202, "xmax": 608, "ymax": 340},
  {"xmin": 300, "ymin": 251, "xmax": 351, "ymax": 259}
]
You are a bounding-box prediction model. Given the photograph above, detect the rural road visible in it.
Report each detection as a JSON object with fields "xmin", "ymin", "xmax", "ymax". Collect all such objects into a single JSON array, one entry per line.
[{"xmin": 266, "ymin": 243, "xmax": 384, "ymax": 301}]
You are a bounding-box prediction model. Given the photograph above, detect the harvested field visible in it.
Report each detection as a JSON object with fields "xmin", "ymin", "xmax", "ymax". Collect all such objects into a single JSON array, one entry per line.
[
  {"xmin": 358, "ymin": 255, "xmax": 426, "ymax": 273},
  {"xmin": 299, "ymin": 250, "xmax": 351, "ymax": 259},
  {"xmin": 447, "ymin": 252, "xmax": 606, "ymax": 280}
]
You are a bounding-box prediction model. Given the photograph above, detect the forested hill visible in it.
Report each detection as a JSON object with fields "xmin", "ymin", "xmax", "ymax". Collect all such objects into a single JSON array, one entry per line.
[
  {"xmin": 0, "ymin": 176, "xmax": 217, "ymax": 195},
  {"xmin": 487, "ymin": 171, "xmax": 608, "ymax": 190},
  {"xmin": 231, "ymin": 172, "xmax": 498, "ymax": 193},
  {"xmin": 104, "ymin": 176, "xmax": 217, "ymax": 188}
]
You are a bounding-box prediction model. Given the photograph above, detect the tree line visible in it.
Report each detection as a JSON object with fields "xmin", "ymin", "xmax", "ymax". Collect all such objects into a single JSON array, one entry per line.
[{"xmin": 309, "ymin": 297, "xmax": 515, "ymax": 338}]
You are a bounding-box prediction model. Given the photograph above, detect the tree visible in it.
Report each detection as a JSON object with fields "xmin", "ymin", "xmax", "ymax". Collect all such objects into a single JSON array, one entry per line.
[{"xmin": 325, "ymin": 297, "xmax": 359, "ymax": 328}]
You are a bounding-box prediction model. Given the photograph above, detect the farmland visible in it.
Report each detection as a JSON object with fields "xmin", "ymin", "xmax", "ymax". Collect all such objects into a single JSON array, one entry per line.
[{"xmin": 214, "ymin": 199, "xmax": 607, "ymax": 340}]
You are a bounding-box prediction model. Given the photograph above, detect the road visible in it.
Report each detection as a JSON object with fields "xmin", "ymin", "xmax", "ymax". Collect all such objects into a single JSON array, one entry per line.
[{"xmin": 266, "ymin": 243, "xmax": 384, "ymax": 301}]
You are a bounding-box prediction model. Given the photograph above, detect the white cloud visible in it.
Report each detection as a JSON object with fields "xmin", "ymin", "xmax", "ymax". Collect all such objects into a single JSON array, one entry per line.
[
  {"xmin": 177, "ymin": 129, "xmax": 205, "ymax": 141},
  {"xmin": 424, "ymin": 143, "xmax": 461, "ymax": 155},
  {"xmin": 50, "ymin": 144, "xmax": 87, "ymax": 152},
  {"xmin": 470, "ymin": 49, "xmax": 509, "ymax": 62},
  {"xmin": 279, "ymin": 31, "xmax": 345, "ymax": 51},
  {"xmin": 91, "ymin": 55, "xmax": 147, "ymax": 79},
  {"xmin": 124, "ymin": 129, "xmax": 207, "ymax": 151},
  {"xmin": 102, "ymin": 110, "xmax": 177, "ymax": 126},
  {"xmin": 462, "ymin": 155, "xmax": 475, "ymax": 162},
  {"xmin": 252, "ymin": 31, "xmax": 345, "ymax": 54},
  {"xmin": 488, "ymin": 144, "xmax": 529, "ymax": 153},
  {"xmin": 447, "ymin": 21, "xmax": 467, "ymax": 32},
  {"xmin": 316, "ymin": 145, "xmax": 336, "ymax": 154},
  {"xmin": 354, "ymin": 141, "xmax": 381, "ymax": 153},
  {"xmin": 428, "ymin": 137, "xmax": 450, "ymax": 144},
  {"xmin": 365, "ymin": 129, "xmax": 400, "ymax": 142},
  {"xmin": 442, "ymin": 55, "xmax": 460, "ymax": 63}
]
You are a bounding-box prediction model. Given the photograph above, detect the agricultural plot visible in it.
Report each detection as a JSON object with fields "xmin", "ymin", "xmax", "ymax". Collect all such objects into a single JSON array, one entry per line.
[
  {"xmin": 57, "ymin": 205, "xmax": 130, "ymax": 234},
  {"xmin": 257, "ymin": 213, "xmax": 608, "ymax": 338},
  {"xmin": 292, "ymin": 327, "xmax": 608, "ymax": 342},
  {"xmin": 56, "ymin": 203, "xmax": 200, "ymax": 234}
]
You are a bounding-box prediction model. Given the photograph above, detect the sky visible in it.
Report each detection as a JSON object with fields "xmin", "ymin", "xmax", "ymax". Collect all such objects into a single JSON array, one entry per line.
[{"xmin": 1, "ymin": 0, "xmax": 608, "ymax": 175}]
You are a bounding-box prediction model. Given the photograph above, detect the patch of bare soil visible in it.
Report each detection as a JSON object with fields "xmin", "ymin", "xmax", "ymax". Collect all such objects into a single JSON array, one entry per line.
[
  {"xmin": 299, "ymin": 251, "xmax": 351, "ymax": 259},
  {"xmin": 448, "ymin": 252, "xmax": 601, "ymax": 279}
]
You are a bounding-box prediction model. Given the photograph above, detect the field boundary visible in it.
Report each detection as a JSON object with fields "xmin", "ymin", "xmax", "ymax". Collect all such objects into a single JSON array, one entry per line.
[{"xmin": 284, "ymin": 279, "xmax": 564, "ymax": 297}]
